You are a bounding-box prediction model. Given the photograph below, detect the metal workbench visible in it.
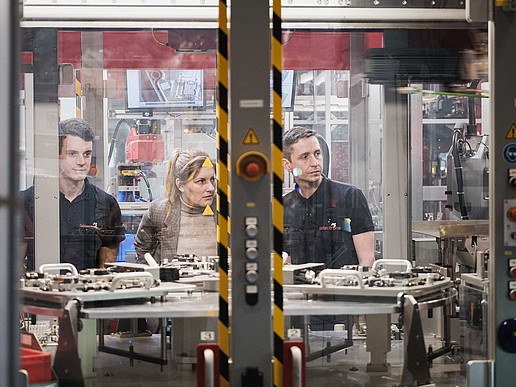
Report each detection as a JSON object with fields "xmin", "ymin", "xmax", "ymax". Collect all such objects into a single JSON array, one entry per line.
[{"xmin": 21, "ymin": 276, "xmax": 456, "ymax": 387}]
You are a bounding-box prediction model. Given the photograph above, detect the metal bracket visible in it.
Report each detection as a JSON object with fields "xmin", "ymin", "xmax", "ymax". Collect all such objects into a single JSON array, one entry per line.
[
  {"xmin": 53, "ymin": 299, "xmax": 85, "ymax": 387},
  {"xmin": 466, "ymin": 0, "xmax": 490, "ymax": 22},
  {"xmin": 467, "ymin": 360, "xmax": 494, "ymax": 387},
  {"xmin": 400, "ymin": 294, "xmax": 433, "ymax": 387}
]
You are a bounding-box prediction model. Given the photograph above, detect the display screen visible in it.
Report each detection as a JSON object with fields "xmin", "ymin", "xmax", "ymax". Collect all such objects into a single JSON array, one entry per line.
[
  {"xmin": 272, "ymin": 70, "xmax": 296, "ymax": 110},
  {"xmin": 126, "ymin": 69, "xmax": 204, "ymax": 110}
]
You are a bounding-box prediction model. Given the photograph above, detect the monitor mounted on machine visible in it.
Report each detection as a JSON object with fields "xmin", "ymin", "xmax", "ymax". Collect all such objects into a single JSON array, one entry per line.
[{"xmin": 126, "ymin": 69, "xmax": 204, "ymax": 111}]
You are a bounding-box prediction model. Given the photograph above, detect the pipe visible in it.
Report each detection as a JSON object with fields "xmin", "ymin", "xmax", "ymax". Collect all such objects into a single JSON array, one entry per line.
[
  {"xmin": 290, "ymin": 345, "xmax": 303, "ymax": 387},
  {"xmin": 204, "ymin": 348, "xmax": 215, "ymax": 387}
]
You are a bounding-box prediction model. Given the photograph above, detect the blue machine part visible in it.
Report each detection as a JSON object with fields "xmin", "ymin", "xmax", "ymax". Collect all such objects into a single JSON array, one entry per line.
[{"xmin": 117, "ymin": 233, "xmax": 137, "ymax": 262}]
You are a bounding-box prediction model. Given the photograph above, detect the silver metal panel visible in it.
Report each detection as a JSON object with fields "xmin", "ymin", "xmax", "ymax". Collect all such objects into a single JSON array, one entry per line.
[
  {"xmin": 21, "ymin": 74, "xmax": 35, "ymax": 189},
  {"xmin": 22, "ymin": 0, "xmax": 462, "ymax": 5},
  {"xmin": 349, "ymin": 33, "xmax": 369, "ymax": 193},
  {"xmin": 284, "ymin": 7, "xmax": 466, "ymax": 22},
  {"xmin": 412, "ymin": 220, "xmax": 489, "ymax": 238},
  {"xmin": 383, "ymin": 81, "xmax": 410, "ymax": 259},
  {"xmin": 21, "ymin": 282, "xmax": 193, "ymax": 305},
  {"xmin": 22, "ymin": 5, "xmax": 219, "ymax": 22},
  {"xmin": 33, "ymin": 103, "xmax": 60, "ymax": 268},
  {"xmin": 21, "ymin": 1, "xmax": 467, "ymax": 25},
  {"xmin": 0, "ymin": 1, "xmax": 19, "ymax": 385},
  {"xmin": 411, "ymin": 92, "xmax": 424, "ymax": 220},
  {"xmin": 422, "ymin": 185, "xmax": 447, "ymax": 202},
  {"xmin": 78, "ymin": 282, "xmax": 453, "ymax": 319},
  {"xmin": 284, "ymin": 277, "xmax": 453, "ymax": 299},
  {"xmin": 82, "ymin": 296, "xmax": 399, "ymax": 319},
  {"xmin": 466, "ymin": 0, "xmax": 490, "ymax": 23},
  {"xmin": 490, "ymin": 5, "xmax": 516, "ymax": 385},
  {"xmin": 467, "ymin": 360, "xmax": 493, "ymax": 387},
  {"xmin": 80, "ymin": 31, "xmax": 106, "ymax": 189},
  {"xmin": 229, "ymin": 0, "xmax": 272, "ymax": 384}
]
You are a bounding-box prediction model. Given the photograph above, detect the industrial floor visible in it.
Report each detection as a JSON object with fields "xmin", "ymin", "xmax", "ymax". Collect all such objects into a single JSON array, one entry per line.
[{"xmin": 77, "ymin": 331, "xmax": 467, "ymax": 387}]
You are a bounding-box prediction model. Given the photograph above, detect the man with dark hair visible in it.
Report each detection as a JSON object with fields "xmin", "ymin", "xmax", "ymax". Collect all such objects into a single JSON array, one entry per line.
[
  {"xmin": 283, "ymin": 126, "xmax": 375, "ymax": 331},
  {"xmin": 282, "ymin": 126, "xmax": 375, "ymax": 269},
  {"xmin": 21, "ymin": 118, "xmax": 125, "ymax": 271}
]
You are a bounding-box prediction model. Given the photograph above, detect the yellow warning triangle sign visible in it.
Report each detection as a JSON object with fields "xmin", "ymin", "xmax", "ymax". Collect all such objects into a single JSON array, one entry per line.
[
  {"xmin": 243, "ymin": 128, "xmax": 260, "ymax": 145},
  {"xmin": 506, "ymin": 122, "xmax": 516, "ymax": 139},
  {"xmin": 202, "ymin": 157, "xmax": 214, "ymax": 168},
  {"xmin": 203, "ymin": 206, "xmax": 214, "ymax": 216}
]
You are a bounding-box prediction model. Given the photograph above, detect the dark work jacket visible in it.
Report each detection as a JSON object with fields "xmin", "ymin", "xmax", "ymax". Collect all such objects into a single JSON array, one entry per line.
[
  {"xmin": 21, "ymin": 179, "xmax": 125, "ymax": 271},
  {"xmin": 283, "ymin": 176, "xmax": 374, "ymax": 268}
]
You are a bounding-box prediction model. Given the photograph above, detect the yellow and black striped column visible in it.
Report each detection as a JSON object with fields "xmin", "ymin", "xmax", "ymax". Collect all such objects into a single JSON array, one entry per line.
[
  {"xmin": 272, "ymin": 1, "xmax": 284, "ymax": 386},
  {"xmin": 217, "ymin": 1, "xmax": 230, "ymax": 386},
  {"xmin": 75, "ymin": 70, "xmax": 82, "ymax": 118}
]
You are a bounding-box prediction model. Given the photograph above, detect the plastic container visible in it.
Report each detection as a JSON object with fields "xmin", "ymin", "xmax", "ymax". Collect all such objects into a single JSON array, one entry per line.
[{"xmin": 19, "ymin": 347, "xmax": 52, "ymax": 384}]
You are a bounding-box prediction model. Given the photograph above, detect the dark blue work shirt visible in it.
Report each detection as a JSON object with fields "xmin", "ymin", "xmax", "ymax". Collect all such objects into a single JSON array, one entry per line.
[
  {"xmin": 283, "ymin": 176, "xmax": 374, "ymax": 268},
  {"xmin": 21, "ymin": 179, "xmax": 125, "ymax": 271}
]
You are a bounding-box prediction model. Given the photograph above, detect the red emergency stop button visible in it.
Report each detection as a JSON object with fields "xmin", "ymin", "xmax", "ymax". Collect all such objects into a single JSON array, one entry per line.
[
  {"xmin": 508, "ymin": 207, "xmax": 516, "ymax": 222},
  {"xmin": 236, "ymin": 152, "xmax": 269, "ymax": 181},
  {"xmin": 245, "ymin": 162, "xmax": 261, "ymax": 179}
]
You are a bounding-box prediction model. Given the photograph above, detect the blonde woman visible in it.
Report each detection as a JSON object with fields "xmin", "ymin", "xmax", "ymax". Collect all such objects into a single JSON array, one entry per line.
[{"xmin": 134, "ymin": 148, "xmax": 217, "ymax": 263}]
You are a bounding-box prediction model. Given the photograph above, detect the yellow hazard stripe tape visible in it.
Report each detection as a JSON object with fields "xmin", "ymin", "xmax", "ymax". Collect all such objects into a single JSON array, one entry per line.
[
  {"xmin": 75, "ymin": 73, "xmax": 82, "ymax": 118},
  {"xmin": 217, "ymin": 1, "xmax": 230, "ymax": 386},
  {"xmin": 272, "ymin": 1, "xmax": 284, "ymax": 386}
]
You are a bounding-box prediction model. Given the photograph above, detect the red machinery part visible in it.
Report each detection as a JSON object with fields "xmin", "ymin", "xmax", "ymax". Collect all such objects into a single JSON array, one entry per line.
[{"xmin": 125, "ymin": 127, "xmax": 165, "ymax": 163}]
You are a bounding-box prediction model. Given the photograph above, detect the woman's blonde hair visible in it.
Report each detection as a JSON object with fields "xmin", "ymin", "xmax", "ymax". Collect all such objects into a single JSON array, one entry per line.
[{"xmin": 165, "ymin": 148, "xmax": 212, "ymax": 209}]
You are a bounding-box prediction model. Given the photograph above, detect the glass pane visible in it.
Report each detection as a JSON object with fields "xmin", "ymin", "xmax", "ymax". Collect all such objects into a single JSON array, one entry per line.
[
  {"xmin": 16, "ymin": 3, "xmax": 490, "ymax": 386},
  {"xmin": 19, "ymin": 26, "xmax": 219, "ymax": 386}
]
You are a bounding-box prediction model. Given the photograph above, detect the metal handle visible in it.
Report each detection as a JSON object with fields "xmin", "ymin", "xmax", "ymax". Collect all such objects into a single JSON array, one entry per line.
[
  {"xmin": 290, "ymin": 345, "xmax": 303, "ymax": 387},
  {"xmin": 372, "ymin": 259, "xmax": 412, "ymax": 273},
  {"xmin": 204, "ymin": 348, "xmax": 215, "ymax": 387},
  {"xmin": 39, "ymin": 263, "xmax": 78, "ymax": 276},
  {"xmin": 319, "ymin": 269, "xmax": 364, "ymax": 288},
  {"xmin": 110, "ymin": 272, "xmax": 154, "ymax": 291}
]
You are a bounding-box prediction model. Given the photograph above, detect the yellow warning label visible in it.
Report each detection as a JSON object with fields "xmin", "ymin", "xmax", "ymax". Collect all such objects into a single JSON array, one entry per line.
[
  {"xmin": 243, "ymin": 128, "xmax": 260, "ymax": 145},
  {"xmin": 203, "ymin": 206, "xmax": 214, "ymax": 216},
  {"xmin": 506, "ymin": 122, "xmax": 516, "ymax": 139},
  {"xmin": 202, "ymin": 157, "xmax": 214, "ymax": 168}
]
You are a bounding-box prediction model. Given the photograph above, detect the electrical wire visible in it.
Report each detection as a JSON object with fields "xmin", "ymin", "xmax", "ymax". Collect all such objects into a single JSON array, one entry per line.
[
  {"xmin": 151, "ymin": 29, "xmax": 168, "ymax": 47},
  {"xmin": 107, "ymin": 119, "xmax": 128, "ymax": 166},
  {"xmin": 282, "ymin": 30, "xmax": 295, "ymax": 45},
  {"xmin": 138, "ymin": 170, "xmax": 153, "ymax": 202},
  {"xmin": 452, "ymin": 129, "xmax": 469, "ymax": 220}
]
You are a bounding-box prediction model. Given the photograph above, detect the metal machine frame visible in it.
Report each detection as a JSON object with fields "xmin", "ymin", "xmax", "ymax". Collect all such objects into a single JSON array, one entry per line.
[{"xmin": 10, "ymin": 1, "xmax": 513, "ymax": 387}]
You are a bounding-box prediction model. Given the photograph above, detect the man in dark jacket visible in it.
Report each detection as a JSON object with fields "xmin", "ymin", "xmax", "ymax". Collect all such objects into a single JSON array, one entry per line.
[
  {"xmin": 282, "ymin": 126, "xmax": 375, "ymax": 331},
  {"xmin": 21, "ymin": 118, "xmax": 125, "ymax": 271}
]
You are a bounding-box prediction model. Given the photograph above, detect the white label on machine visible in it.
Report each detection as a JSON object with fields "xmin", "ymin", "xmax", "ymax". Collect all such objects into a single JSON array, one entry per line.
[
  {"xmin": 200, "ymin": 331, "xmax": 215, "ymax": 341},
  {"xmin": 287, "ymin": 329, "xmax": 302, "ymax": 339}
]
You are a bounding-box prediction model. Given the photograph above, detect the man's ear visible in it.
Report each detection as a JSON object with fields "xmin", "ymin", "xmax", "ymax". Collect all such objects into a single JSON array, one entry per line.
[{"xmin": 282, "ymin": 158, "xmax": 292, "ymax": 173}]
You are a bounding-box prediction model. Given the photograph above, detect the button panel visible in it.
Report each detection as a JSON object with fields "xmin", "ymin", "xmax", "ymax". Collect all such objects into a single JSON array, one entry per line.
[
  {"xmin": 504, "ymin": 199, "xmax": 516, "ymax": 246},
  {"xmin": 245, "ymin": 245, "xmax": 258, "ymax": 260},
  {"xmin": 245, "ymin": 217, "xmax": 259, "ymax": 305}
]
